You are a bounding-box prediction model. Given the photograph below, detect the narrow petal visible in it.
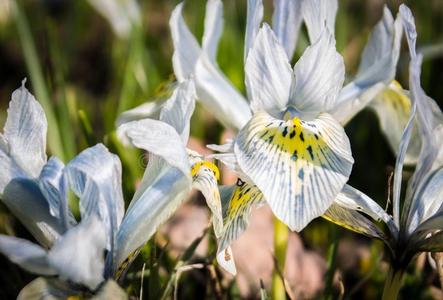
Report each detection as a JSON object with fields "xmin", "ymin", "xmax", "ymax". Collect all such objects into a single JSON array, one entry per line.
[
  {"xmin": 65, "ymin": 144, "xmax": 125, "ymax": 257},
  {"xmin": 234, "ymin": 111, "xmax": 353, "ymax": 231},
  {"xmin": 117, "ymin": 119, "xmax": 190, "ymax": 178},
  {"xmin": 217, "ymin": 181, "xmax": 265, "ymax": 275},
  {"xmin": 202, "ymin": 0, "xmax": 223, "ymax": 62},
  {"xmin": 116, "ymin": 100, "xmax": 165, "ymax": 136},
  {"xmin": 0, "ymin": 140, "xmax": 25, "ymax": 197},
  {"xmin": 3, "ymin": 83, "xmax": 47, "ymax": 178},
  {"xmin": 195, "ymin": 54, "xmax": 251, "ymax": 130},
  {"xmin": 302, "ymin": 0, "xmax": 337, "ymax": 42},
  {"xmin": 114, "ymin": 167, "xmax": 191, "ymax": 272},
  {"xmin": 245, "ymin": 24, "xmax": 293, "ymax": 115},
  {"xmin": 0, "ymin": 234, "xmax": 55, "ymax": 275},
  {"xmin": 48, "ymin": 216, "xmax": 107, "ymax": 290},
  {"xmin": 272, "ymin": 0, "xmax": 302, "ymax": 59},
  {"xmin": 331, "ymin": 7, "xmax": 402, "ymax": 124},
  {"xmin": 170, "ymin": 2, "xmax": 201, "ymax": 81},
  {"xmin": 2, "ymin": 178, "xmax": 63, "ymax": 248},
  {"xmin": 191, "ymin": 160, "xmax": 223, "ymax": 238},
  {"xmin": 17, "ymin": 278, "xmax": 78, "ymax": 300},
  {"xmin": 159, "ymin": 80, "xmax": 195, "ymax": 144},
  {"xmin": 244, "ymin": 0, "xmax": 263, "ymax": 61},
  {"xmin": 290, "ymin": 29, "xmax": 344, "ymax": 115}
]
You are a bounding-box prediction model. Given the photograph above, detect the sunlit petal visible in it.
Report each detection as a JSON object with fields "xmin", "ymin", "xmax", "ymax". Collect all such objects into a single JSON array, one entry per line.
[
  {"xmin": 272, "ymin": 0, "xmax": 302, "ymax": 59},
  {"xmin": 202, "ymin": 0, "xmax": 223, "ymax": 63},
  {"xmin": 17, "ymin": 277, "xmax": 78, "ymax": 300},
  {"xmin": 302, "ymin": 0, "xmax": 337, "ymax": 43},
  {"xmin": 244, "ymin": 0, "xmax": 263, "ymax": 61}
]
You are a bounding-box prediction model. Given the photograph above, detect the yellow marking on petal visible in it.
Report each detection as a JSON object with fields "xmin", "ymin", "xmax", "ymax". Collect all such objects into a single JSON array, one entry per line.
[
  {"xmin": 383, "ymin": 80, "xmax": 411, "ymax": 112},
  {"xmin": 190, "ymin": 161, "xmax": 220, "ymax": 181},
  {"xmin": 226, "ymin": 180, "xmax": 262, "ymax": 221},
  {"xmin": 115, "ymin": 248, "xmax": 141, "ymax": 280}
]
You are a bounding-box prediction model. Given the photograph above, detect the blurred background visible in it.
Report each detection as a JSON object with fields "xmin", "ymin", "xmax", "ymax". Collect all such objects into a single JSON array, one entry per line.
[{"xmin": 0, "ymin": 0, "xmax": 442, "ymax": 299}]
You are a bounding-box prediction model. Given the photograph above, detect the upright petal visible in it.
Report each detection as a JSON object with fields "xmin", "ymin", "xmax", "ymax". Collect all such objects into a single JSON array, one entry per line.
[
  {"xmin": 234, "ymin": 111, "xmax": 353, "ymax": 231},
  {"xmin": 3, "ymin": 83, "xmax": 47, "ymax": 178},
  {"xmin": 290, "ymin": 29, "xmax": 344, "ymax": 116},
  {"xmin": 244, "ymin": 0, "xmax": 263, "ymax": 61},
  {"xmin": 47, "ymin": 216, "xmax": 107, "ymax": 290},
  {"xmin": 302, "ymin": 0, "xmax": 337, "ymax": 42},
  {"xmin": 272, "ymin": 0, "xmax": 302, "ymax": 59},
  {"xmin": 245, "ymin": 24, "xmax": 293, "ymax": 116},
  {"xmin": 194, "ymin": 54, "xmax": 251, "ymax": 130},
  {"xmin": 0, "ymin": 139, "xmax": 25, "ymax": 197},
  {"xmin": 0, "ymin": 235, "xmax": 56, "ymax": 275},
  {"xmin": 65, "ymin": 144, "xmax": 125, "ymax": 257},
  {"xmin": 170, "ymin": 2, "xmax": 201, "ymax": 81},
  {"xmin": 202, "ymin": 0, "xmax": 223, "ymax": 63}
]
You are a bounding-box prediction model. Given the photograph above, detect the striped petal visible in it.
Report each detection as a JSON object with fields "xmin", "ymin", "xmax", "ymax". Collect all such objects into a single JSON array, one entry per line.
[
  {"xmin": 216, "ymin": 180, "xmax": 265, "ymax": 275},
  {"xmin": 244, "ymin": 0, "xmax": 263, "ymax": 61},
  {"xmin": 202, "ymin": 0, "xmax": 223, "ymax": 63},
  {"xmin": 272, "ymin": 0, "xmax": 302, "ymax": 59},
  {"xmin": 302, "ymin": 0, "xmax": 337, "ymax": 42},
  {"xmin": 234, "ymin": 111, "xmax": 353, "ymax": 231}
]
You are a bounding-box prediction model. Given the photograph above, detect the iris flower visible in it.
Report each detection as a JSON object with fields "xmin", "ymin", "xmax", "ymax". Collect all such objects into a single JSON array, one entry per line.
[{"xmin": 115, "ymin": 79, "xmax": 225, "ymax": 274}]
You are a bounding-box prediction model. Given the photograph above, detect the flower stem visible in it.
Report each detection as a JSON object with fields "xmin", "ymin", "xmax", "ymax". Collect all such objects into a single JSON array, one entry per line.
[
  {"xmin": 382, "ymin": 267, "xmax": 404, "ymax": 300},
  {"xmin": 272, "ymin": 216, "xmax": 289, "ymax": 300}
]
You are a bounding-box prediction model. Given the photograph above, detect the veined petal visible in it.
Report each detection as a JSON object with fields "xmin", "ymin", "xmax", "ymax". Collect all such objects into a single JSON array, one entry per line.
[
  {"xmin": 170, "ymin": 2, "xmax": 201, "ymax": 81},
  {"xmin": 65, "ymin": 144, "xmax": 125, "ymax": 257},
  {"xmin": 0, "ymin": 140, "xmax": 25, "ymax": 197},
  {"xmin": 245, "ymin": 24, "xmax": 293, "ymax": 115},
  {"xmin": 159, "ymin": 80, "xmax": 195, "ymax": 144},
  {"xmin": 302, "ymin": 0, "xmax": 337, "ymax": 43},
  {"xmin": 202, "ymin": 0, "xmax": 223, "ymax": 63},
  {"xmin": 3, "ymin": 83, "xmax": 47, "ymax": 178},
  {"xmin": 114, "ymin": 166, "xmax": 191, "ymax": 272},
  {"xmin": 234, "ymin": 111, "xmax": 353, "ymax": 231},
  {"xmin": 117, "ymin": 118, "xmax": 191, "ymax": 178},
  {"xmin": 191, "ymin": 160, "xmax": 223, "ymax": 238},
  {"xmin": 290, "ymin": 29, "xmax": 344, "ymax": 115},
  {"xmin": 216, "ymin": 181, "xmax": 265, "ymax": 275},
  {"xmin": 244, "ymin": 0, "xmax": 263, "ymax": 61},
  {"xmin": 48, "ymin": 216, "xmax": 106, "ymax": 290},
  {"xmin": 2, "ymin": 178, "xmax": 63, "ymax": 248},
  {"xmin": 195, "ymin": 54, "xmax": 251, "ymax": 130},
  {"xmin": 0, "ymin": 234, "xmax": 56, "ymax": 275},
  {"xmin": 272, "ymin": 0, "xmax": 302, "ymax": 59}
]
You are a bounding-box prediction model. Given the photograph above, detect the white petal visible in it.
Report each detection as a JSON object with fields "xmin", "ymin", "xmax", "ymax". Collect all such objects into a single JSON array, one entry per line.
[
  {"xmin": 302, "ymin": 0, "xmax": 337, "ymax": 42},
  {"xmin": 195, "ymin": 54, "xmax": 251, "ymax": 130},
  {"xmin": 17, "ymin": 277, "xmax": 78, "ymax": 300},
  {"xmin": 170, "ymin": 3, "xmax": 201, "ymax": 81},
  {"xmin": 0, "ymin": 141, "xmax": 25, "ymax": 197},
  {"xmin": 272, "ymin": 0, "xmax": 302, "ymax": 59},
  {"xmin": 2, "ymin": 178, "xmax": 63, "ymax": 248},
  {"xmin": 244, "ymin": 0, "xmax": 263, "ymax": 61},
  {"xmin": 234, "ymin": 111, "xmax": 353, "ymax": 231},
  {"xmin": 114, "ymin": 167, "xmax": 191, "ymax": 271},
  {"xmin": 245, "ymin": 24, "xmax": 293, "ymax": 115},
  {"xmin": 159, "ymin": 80, "xmax": 195, "ymax": 143},
  {"xmin": 202, "ymin": 0, "xmax": 223, "ymax": 62},
  {"xmin": 48, "ymin": 216, "xmax": 106, "ymax": 290},
  {"xmin": 117, "ymin": 119, "xmax": 190, "ymax": 178},
  {"xmin": 65, "ymin": 144, "xmax": 125, "ymax": 256},
  {"xmin": 0, "ymin": 234, "xmax": 55, "ymax": 275},
  {"xmin": 116, "ymin": 100, "xmax": 164, "ymax": 134},
  {"xmin": 290, "ymin": 29, "xmax": 344, "ymax": 115},
  {"xmin": 91, "ymin": 280, "xmax": 128, "ymax": 300},
  {"xmin": 3, "ymin": 84, "xmax": 47, "ymax": 178}
]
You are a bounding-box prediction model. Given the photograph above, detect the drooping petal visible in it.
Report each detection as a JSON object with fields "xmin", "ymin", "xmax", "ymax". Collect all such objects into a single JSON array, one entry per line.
[
  {"xmin": 159, "ymin": 80, "xmax": 195, "ymax": 144},
  {"xmin": 65, "ymin": 144, "xmax": 125, "ymax": 257},
  {"xmin": 47, "ymin": 216, "xmax": 107, "ymax": 290},
  {"xmin": 245, "ymin": 24, "xmax": 293, "ymax": 115},
  {"xmin": 114, "ymin": 167, "xmax": 191, "ymax": 272},
  {"xmin": 38, "ymin": 157, "xmax": 76, "ymax": 231},
  {"xmin": 202, "ymin": 0, "xmax": 223, "ymax": 63},
  {"xmin": 244, "ymin": 0, "xmax": 263, "ymax": 61},
  {"xmin": 170, "ymin": 2, "xmax": 201, "ymax": 81},
  {"xmin": 3, "ymin": 83, "xmax": 47, "ymax": 178},
  {"xmin": 116, "ymin": 100, "xmax": 165, "ymax": 136},
  {"xmin": 117, "ymin": 119, "xmax": 191, "ymax": 178},
  {"xmin": 0, "ymin": 234, "xmax": 56, "ymax": 275},
  {"xmin": 194, "ymin": 54, "xmax": 251, "ymax": 130},
  {"xmin": 290, "ymin": 29, "xmax": 344, "ymax": 116},
  {"xmin": 272, "ymin": 0, "xmax": 302, "ymax": 59},
  {"xmin": 17, "ymin": 278, "xmax": 79, "ymax": 300},
  {"xmin": 302, "ymin": 0, "xmax": 337, "ymax": 43},
  {"xmin": 331, "ymin": 7, "xmax": 402, "ymax": 124},
  {"xmin": 2, "ymin": 178, "xmax": 63, "ymax": 248},
  {"xmin": 234, "ymin": 111, "xmax": 353, "ymax": 231},
  {"xmin": 191, "ymin": 160, "xmax": 223, "ymax": 238},
  {"xmin": 0, "ymin": 139, "xmax": 25, "ymax": 197},
  {"xmin": 216, "ymin": 181, "xmax": 265, "ymax": 275}
]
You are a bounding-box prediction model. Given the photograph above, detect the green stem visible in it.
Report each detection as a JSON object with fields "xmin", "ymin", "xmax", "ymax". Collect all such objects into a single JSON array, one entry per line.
[
  {"xmin": 271, "ymin": 217, "xmax": 289, "ymax": 300},
  {"xmin": 382, "ymin": 267, "xmax": 404, "ymax": 300}
]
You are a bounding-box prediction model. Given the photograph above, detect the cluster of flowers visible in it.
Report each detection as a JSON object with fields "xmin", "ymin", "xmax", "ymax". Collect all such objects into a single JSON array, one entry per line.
[{"xmin": 0, "ymin": 0, "xmax": 442, "ymax": 298}]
